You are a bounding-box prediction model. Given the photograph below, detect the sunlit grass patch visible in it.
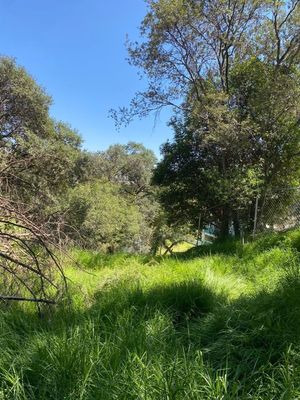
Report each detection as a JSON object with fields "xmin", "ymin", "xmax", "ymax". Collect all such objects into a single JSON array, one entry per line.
[{"xmin": 1, "ymin": 229, "xmax": 300, "ymax": 399}]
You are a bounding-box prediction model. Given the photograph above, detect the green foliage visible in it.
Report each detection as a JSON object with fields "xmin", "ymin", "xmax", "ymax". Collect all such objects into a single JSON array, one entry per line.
[
  {"xmin": 0, "ymin": 57, "xmax": 84, "ymax": 305},
  {"xmin": 153, "ymin": 105, "xmax": 262, "ymax": 234},
  {"xmin": 0, "ymin": 57, "xmax": 159, "ymax": 254},
  {"xmin": 0, "ymin": 57, "xmax": 51, "ymax": 141},
  {"xmin": 90, "ymin": 142, "xmax": 157, "ymax": 196},
  {"xmin": 154, "ymin": 59, "xmax": 300, "ymax": 237},
  {"xmin": 150, "ymin": 210, "xmax": 193, "ymax": 255},
  {"xmin": 64, "ymin": 180, "xmax": 145, "ymax": 252},
  {"xmin": 230, "ymin": 58, "xmax": 300, "ymax": 188},
  {"xmin": 1, "ymin": 229, "xmax": 300, "ymax": 398},
  {"xmin": 0, "ymin": 57, "xmax": 83, "ymax": 210},
  {"xmin": 59, "ymin": 142, "xmax": 160, "ymax": 253},
  {"xmin": 116, "ymin": 0, "xmax": 300, "ymax": 239}
]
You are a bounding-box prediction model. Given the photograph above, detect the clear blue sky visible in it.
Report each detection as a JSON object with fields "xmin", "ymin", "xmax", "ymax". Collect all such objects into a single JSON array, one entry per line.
[{"xmin": 0, "ymin": 0, "xmax": 173, "ymax": 156}]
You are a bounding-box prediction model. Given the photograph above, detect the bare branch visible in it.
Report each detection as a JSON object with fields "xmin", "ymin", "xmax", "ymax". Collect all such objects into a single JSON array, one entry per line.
[{"xmin": 0, "ymin": 296, "xmax": 55, "ymax": 305}]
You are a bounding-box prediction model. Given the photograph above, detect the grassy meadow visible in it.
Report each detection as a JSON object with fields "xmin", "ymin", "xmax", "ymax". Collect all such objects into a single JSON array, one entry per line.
[{"xmin": 1, "ymin": 230, "xmax": 300, "ymax": 399}]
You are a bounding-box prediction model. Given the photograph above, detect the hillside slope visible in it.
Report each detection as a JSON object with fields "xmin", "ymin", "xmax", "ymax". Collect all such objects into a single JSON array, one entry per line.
[{"xmin": 1, "ymin": 230, "xmax": 300, "ymax": 399}]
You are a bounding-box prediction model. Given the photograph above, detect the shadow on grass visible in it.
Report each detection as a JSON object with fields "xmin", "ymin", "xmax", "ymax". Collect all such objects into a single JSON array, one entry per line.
[
  {"xmin": 0, "ymin": 279, "xmax": 225, "ymax": 348},
  {"xmin": 187, "ymin": 272, "xmax": 300, "ymax": 380},
  {"xmin": 179, "ymin": 238, "xmax": 242, "ymax": 259},
  {"xmin": 0, "ymin": 280, "xmax": 224, "ymax": 399},
  {"xmin": 2, "ymin": 271, "xmax": 300, "ymax": 399},
  {"xmin": 90, "ymin": 279, "xmax": 225, "ymax": 325},
  {"xmin": 177, "ymin": 228, "xmax": 300, "ymax": 261}
]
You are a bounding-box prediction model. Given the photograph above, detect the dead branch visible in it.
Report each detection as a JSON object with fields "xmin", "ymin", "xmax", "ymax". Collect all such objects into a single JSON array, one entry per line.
[{"xmin": 0, "ymin": 296, "xmax": 56, "ymax": 305}]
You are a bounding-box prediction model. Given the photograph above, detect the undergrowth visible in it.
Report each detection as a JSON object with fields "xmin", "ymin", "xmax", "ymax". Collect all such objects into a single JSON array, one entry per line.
[{"xmin": 1, "ymin": 229, "xmax": 300, "ymax": 399}]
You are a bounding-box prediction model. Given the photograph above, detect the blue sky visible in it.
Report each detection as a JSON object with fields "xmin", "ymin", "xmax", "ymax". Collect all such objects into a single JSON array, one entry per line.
[{"xmin": 0, "ymin": 0, "xmax": 173, "ymax": 156}]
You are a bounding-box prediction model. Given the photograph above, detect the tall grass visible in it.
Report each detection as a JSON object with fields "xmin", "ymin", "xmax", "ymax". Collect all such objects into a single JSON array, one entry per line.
[{"xmin": 1, "ymin": 229, "xmax": 300, "ymax": 399}]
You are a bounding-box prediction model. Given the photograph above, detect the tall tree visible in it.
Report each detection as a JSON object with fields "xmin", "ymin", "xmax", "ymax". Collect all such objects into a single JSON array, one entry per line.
[
  {"xmin": 112, "ymin": 0, "xmax": 267, "ymax": 125},
  {"xmin": 0, "ymin": 57, "xmax": 82, "ymax": 305},
  {"xmin": 115, "ymin": 0, "xmax": 300, "ymax": 237}
]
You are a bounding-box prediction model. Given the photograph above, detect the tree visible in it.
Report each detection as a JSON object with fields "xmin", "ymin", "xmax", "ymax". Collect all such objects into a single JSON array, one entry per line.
[
  {"xmin": 0, "ymin": 57, "xmax": 83, "ymax": 206},
  {"xmin": 0, "ymin": 57, "xmax": 51, "ymax": 141},
  {"xmin": 0, "ymin": 57, "xmax": 82, "ymax": 305},
  {"xmin": 63, "ymin": 180, "xmax": 145, "ymax": 252},
  {"xmin": 153, "ymin": 98, "xmax": 261, "ymax": 236},
  {"xmin": 112, "ymin": 0, "xmax": 268, "ymax": 126},
  {"xmin": 87, "ymin": 142, "xmax": 157, "ymax": 196},
  {"xmin": 154, "ymin": 57, "xmax": 300, "ymax": 236},
  {"xmin": 230, "ymin": 58, "xmax": 300, "ymax": 191},
  {"xmin": 70, "ymin": 143, "xmax": 160, "ymax": 252},
  {"xmin": 115, "ymin": 0, "xmax": 300, "ymax": 237}
]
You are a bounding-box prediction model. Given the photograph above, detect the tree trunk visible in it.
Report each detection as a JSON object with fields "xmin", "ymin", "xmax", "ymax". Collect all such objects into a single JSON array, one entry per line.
[{"xmin": 219, "ymin": 206, "xmax": 230, "ymax": 239}]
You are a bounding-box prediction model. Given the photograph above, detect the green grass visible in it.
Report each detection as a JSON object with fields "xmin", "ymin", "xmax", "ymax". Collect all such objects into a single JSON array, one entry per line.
[{"xmin": 1, "ymin": 230, "xmax": 300, "ymax": 398}]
